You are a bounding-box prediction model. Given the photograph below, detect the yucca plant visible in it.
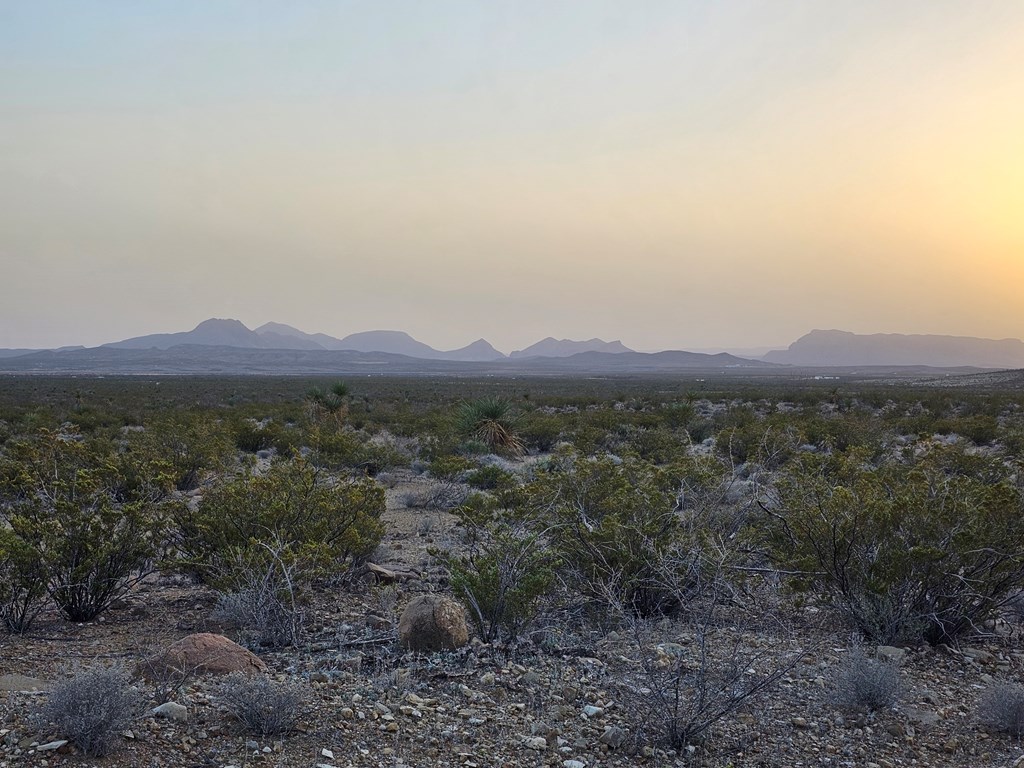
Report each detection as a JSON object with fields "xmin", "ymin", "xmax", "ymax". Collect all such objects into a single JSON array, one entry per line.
[{"xmin": 456, "ymin": 397, "xmax": 526, "ymax": 457}]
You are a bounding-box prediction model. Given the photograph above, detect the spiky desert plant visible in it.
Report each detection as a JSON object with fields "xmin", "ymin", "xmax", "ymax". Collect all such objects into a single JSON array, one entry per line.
[
  {"xmin": 305, "ymin": 381, "xmax": 349, "ymax": 424},
  {"xmin": 457, "ymin": 397, "xmax": 525, "ymax": 457}
]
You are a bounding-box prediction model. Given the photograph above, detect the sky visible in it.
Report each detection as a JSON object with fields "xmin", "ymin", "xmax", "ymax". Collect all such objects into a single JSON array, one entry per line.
[{"xmin": 2, "ymin": 1, "xmax": 1023, "ymax": 353}]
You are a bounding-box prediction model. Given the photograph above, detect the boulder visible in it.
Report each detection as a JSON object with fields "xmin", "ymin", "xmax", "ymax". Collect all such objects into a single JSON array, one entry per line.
[
  {"xmin": 140, "ymin": 633, "xmax": 266, "ymax": 680},
  {"xmin": 398, "ymin": 595, "xmax": 469, "ymax": 651}
]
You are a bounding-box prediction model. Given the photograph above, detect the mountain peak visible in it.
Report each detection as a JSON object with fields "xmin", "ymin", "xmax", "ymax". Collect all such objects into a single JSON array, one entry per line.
[{"xmin": 510, "ymin": 337, "xmax": 633, "ymax": 359}]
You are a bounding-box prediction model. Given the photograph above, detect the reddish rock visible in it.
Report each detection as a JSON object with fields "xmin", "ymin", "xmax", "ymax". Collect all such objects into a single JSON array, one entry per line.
[
  {"xmin": 140, "ymin": 633, "xmax": 266, "ymax": 680},
  {"xmin": 398, "ymin": 594, "xmax": 469, "ymax": 651}
]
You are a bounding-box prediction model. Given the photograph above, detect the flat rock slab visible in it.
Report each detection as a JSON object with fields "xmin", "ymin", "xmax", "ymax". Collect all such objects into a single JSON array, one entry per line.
[{"xmin": 0, "ymin": 673, "xmax": 48, "ymax": 692}]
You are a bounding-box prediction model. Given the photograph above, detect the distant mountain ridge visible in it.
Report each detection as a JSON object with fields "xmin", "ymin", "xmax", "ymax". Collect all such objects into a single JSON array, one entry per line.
[
  {"xmin": 765, "ymin": 330, "xmax": 1024, "ymax": 369},
  {"xmin": 510, "ymin": 337, "xmax": 632, "ymax": 358},
  {"xmin": 10, "ymin": 321, "xmax": 1020, "ymax": 371},
  {"xmin": 93, "ymin": 319, "xmax": 625, "ymax": 362}
]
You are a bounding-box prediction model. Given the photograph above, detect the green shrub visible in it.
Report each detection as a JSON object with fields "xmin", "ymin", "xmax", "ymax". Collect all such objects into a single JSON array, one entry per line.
[
  {"xmin": 173, "ymin": 457, "xmax": 386, "ymax": 591},
  {"xmin": 428, "ymin": 455, "xmax": 475, "ymax": 481},
  {"xmin": 132, "ymin": 415, "xmax": 232, "ymax": 491},
  {"xmin": 0, "ymin": 430, "xmax": 169, "ymax": 623},
  {"xmin": 765, "ymin": 446, "xmax": 1024, "ymax": 644},
  {"xmin": 525, "ymin": 452, "xmax": 691, "ymax": 617},
  {"xmin": 464, "ymin": 464, "xmax": 518, "ymax": 491},
  {"xmin": 234, "ymin": 419, "xmax": 280, "ymax": 453},
  {"xmin": 0, "ymin": 528, "xmax": 47, "ymax": 632},
  {"xmin": 517, "ymin": 413, "xmax": 563, "ymax": 452},
  {"xmin": 439, "ymin": 501, "xmax": 556, "ymax": 641}
]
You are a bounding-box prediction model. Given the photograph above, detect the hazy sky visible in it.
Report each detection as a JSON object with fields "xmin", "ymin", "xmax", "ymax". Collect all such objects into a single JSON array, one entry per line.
[{"xmin": 2, "ymin": 1, "xmax": 1023, "ymax": 353}]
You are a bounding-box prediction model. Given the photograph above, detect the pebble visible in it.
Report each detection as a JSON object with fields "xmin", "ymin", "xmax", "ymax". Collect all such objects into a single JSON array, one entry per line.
[
  {"xmin": 152, "ymin": 702, "xmax": 188, "ymax": 722},
  {"xmin": 35, "ymin": 741, "xmax": 67, "ymax": 752},
  {"xmin": 525, "ymin": 736, "xmax": 548, "ymax": 750},
  {"xmin": 598, "ymin": 726, "xmax": 627, "ymax": 749}
]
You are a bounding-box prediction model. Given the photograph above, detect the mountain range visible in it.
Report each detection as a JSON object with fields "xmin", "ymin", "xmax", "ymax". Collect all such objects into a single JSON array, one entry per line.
[
  {"xmin": 765, "ymin": 329, "xmax": 1024, "ymax": 369},
  {"xmin": 105, "ymin": 320, "xmax": 508, "ymax": 361},
  {"xmin": 1, "ymin": 321, "xmax": 1023, "ymax": 374},
  {"xmin": 102, "ymin": 319, "xmax": 626, "ymax": 362},
  {"xmin": 0, "ymin": 318, "xmax": 767, "ymax": 374}
]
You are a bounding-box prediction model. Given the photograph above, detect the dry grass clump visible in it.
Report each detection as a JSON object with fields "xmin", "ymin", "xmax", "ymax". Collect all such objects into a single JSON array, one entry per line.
[
  {"xmin": 216, "ymin": 672, "xmax": 307, "ymax": 735},
  {"xmin": 832, "ymin": 648, "xmax": 901, "ymax": 711},
  {"xmin": 34, "ymin": 665, "xmax": 142, "ymax": 756},
  {"xmin": 978, "ymin": 682, "xmax": 1024, "ymax": 737}
]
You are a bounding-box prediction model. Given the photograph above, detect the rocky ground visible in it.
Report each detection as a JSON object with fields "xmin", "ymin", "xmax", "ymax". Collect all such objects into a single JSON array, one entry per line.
[{"xmin": 3, "ymin": 470, "xmax": 1024, "ymax": 768}]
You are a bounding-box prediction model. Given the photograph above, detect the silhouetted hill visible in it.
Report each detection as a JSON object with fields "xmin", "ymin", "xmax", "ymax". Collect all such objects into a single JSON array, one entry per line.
[
  {"xmin": 434, "ymin": 339, "xmax": 506, "ymax": 362},
  {"xmin": 517, "ymin": 349, "xmax": 771, "ymax": 372},
  {"xmin": 765, "ymin": 330, "xmax": 1024, "ymax": 368},
  {"xmin": 105, "ymin": 318, "xmax": 283, "ymax": 350},
  {"xmin": 510, "ymin": 337, "xmax": 633, "ymax": 359},
  {"xmin": 335, "ymin": 330, "xmax": 442, "ymax": 358},
  {"xmin": 253, "ymin": 322, "xmax": 357, "ymax": 350}
]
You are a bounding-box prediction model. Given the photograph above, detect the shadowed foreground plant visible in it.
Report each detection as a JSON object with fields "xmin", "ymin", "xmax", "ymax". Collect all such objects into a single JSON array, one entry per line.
[
  {"xmin": 34, "ymin": 666, "xmax": 142, "ymax": 757},
  {"xmin": 978, "ymin": 682, "xmax": 1024, "ymax": 737},
  {"xmin": 764, "ymin": 446, "xmax": 1024, "ymax": 644},
  {"xmin": 608, "ymin": 561, "xmax": 799, "ymax": 749},
  {"xmin": 216, "ymin": 672, "xmax": 307, "ymax": 735},
  {"xmin": 832, "ymin": 648, "xmax": 900, "ymax": 711}
]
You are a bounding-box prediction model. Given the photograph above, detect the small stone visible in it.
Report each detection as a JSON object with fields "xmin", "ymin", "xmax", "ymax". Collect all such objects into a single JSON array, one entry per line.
[
  {"xmin": 582, "ymin": 705, "xmax": 603, "ymax": 718},
  {"xmin": 520, "ymin": 671, "xmax": 543, "ymax": 687},
  {"xmin": 905, "ymin": 707, "xmax": 940, "ymax": 727},
  {"xmin": 153, "ymin": 702, "xmax": 188, "ymax": 722},
  {"xmin": 885, "ymin": 722, "xmax": 905, "ymax": 737},
  {"xmin": 791, "ymin": 717, "xmax": 809, "ymax": 729},
  {"xmin": 35, "ymin": 741, "xmax": 68, "ymax": 752},
  {"xmin": 963, "ymin": 648, "xmax": 995, "ymax": 664},
  {"xmin": 598, "ymin": 725, "xmax": 627, "ymax": 749},
  {"xmin": 875, "ymin": 646, "xmax": 906, "ymax": 664},
  {"xmin": 563, "ymin": 761, "xmax": 586, "ymax": 768},
  {"xmin": 321, "ymin": 748, "xmax": 334, "ymax": 759},
  {"xmin": 525, "ymin": 736, "xmax": 548, "ymax": 750}
]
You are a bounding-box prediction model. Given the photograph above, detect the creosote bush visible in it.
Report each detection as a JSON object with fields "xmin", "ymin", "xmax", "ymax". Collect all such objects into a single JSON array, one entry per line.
[
  {"xmin": 34, "ymin": 665, "xmax": 142, "ymax": 757},
  {"xmin": 525, "ymin": 452, "xmax": 693, "ymax": 617},
  {"xmin": 216, "ymin": 672, "xmax": 307, "ymax": 736},
  {"xmin": 438, "ymin": 499, "xmax": 556, "ymax": 641},
  {"xmin": 0, "ymin": 429, "xmax": 169, "ymax": 626},
  {"xmin": 173, "ymin": 456, "xmax": 386, "ymax": 591},
  {"xmin": 765, "ymin": 445, "xmax": 1024, "ymax": 644}
]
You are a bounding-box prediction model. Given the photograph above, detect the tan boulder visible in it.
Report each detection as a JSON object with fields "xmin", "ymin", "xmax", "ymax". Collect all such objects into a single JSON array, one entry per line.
[
  {"xmin": 398, "ymin": 594, "xmax": 469, "ymax": 651},
  {"xmin": 140, "ymin": 633, "xmax": 266, "ymax": 680}
]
